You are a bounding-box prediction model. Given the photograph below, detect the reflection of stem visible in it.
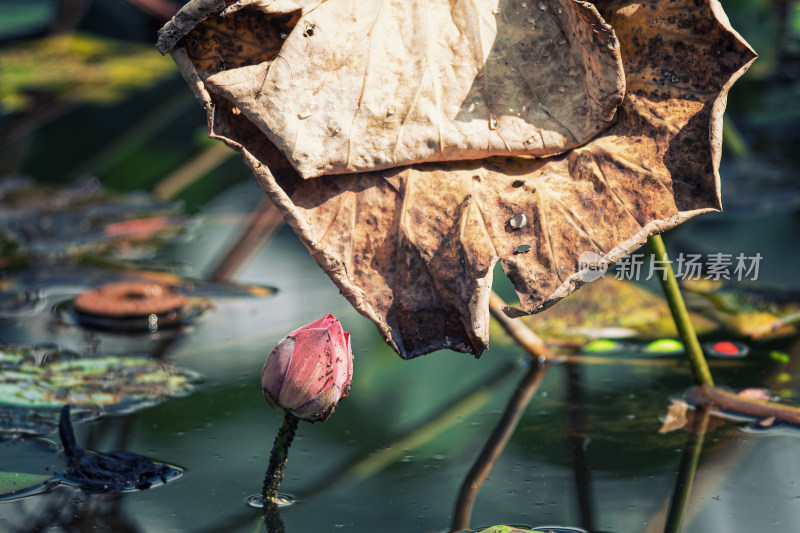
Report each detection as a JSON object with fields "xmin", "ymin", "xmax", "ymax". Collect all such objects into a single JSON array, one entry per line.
[
  {"xmin": 566, "ymin": 362, "xmax": 594, "ymax": 532},
  {"xmin": 643, "ymin": 337, "xmax": 800, "ymax": 533},
  {"xmin": 663, "ymin": 407, "xmax": 710, "ymax": 533},
  {"xmin": 489, "ymin": 292, "xmax": 555, "ymax": 361},
  {"xmin": 263, "ymin": 413, "xmax": 300, "ymax": 504},
  {"xmin": 647, "ymin": 235, "xmax": 714, "ymax": 386},
  {"xmin": 210, "ymin": 196, "xmax": 285, "ymax": 282},
  {"xmin": 153, "ymin": 142, "xmax": 236, "ymax": 200},
  {"xmin": 262, "ymin": 501, "xmax": 286, "ymax": 533},
  {"xmin": 450, "ymin": 362, "xmax": 549, "ymax": 532}
]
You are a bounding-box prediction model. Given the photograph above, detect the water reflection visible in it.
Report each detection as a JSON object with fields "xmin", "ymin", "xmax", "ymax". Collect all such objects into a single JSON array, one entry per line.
[{"xmin": 452, "ymin": 361, "xmax": 549, "ymax": 532}]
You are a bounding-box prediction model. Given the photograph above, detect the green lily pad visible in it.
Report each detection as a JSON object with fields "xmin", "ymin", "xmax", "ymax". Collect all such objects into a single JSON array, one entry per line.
[{"xmin": 0, "ymin": 345, "xmax": 201, "ymax": 435}]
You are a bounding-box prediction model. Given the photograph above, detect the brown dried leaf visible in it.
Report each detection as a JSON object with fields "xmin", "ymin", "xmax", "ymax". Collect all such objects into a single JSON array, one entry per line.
[
  {"xmin": 163, "ymin": 0, "xmax": 625, "ymax": 178},
  {"xmin": 658, "ymin": 399, "xmax": 689, "ymax": 433},
  {"xmin": 160, "ymin": 0, "xmax": 756, "ymax": 358}
]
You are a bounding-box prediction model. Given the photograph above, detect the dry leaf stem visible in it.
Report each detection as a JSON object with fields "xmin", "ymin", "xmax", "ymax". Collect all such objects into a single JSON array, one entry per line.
[
  {"xmin": 647, "ymin": 235, "xmax": 714, "ymax": 386},
  {"xmin": 488, "ymin": 292, "xmax": 555, "ymax": 361}
]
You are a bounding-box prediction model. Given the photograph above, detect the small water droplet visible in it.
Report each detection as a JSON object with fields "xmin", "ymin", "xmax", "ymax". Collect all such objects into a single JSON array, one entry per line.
[
  {"xmin": 538, "ymin": 1, "xmax": 545, "ymax": 10},
  {"xmin": 492, "ymin": 7, "xmax": 501, "ymax": 14},
  {"xmin": 489, "ymin": 116, "xmax": 498, "ymax": 130}
]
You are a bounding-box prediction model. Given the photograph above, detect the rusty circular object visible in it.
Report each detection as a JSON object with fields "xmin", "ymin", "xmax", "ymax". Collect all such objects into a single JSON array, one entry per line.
[{"xmin": 74, "ymin": 281, "xmax": 188, "ymax": 318}]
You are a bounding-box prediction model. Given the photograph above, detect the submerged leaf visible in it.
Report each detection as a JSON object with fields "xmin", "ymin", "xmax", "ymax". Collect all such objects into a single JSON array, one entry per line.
[{"xmin": 160, "ymin": 0, "xmax": 756, "ymax": 358}]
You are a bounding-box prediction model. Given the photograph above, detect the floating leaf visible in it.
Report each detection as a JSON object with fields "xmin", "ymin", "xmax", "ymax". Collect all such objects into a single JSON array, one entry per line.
[
  {"xmin": 0, "ymin": 177, "xmax": 186, "ymax": 269},
  {"xmin": 683, "ymin": 279, "xmax": 800, "ymax": 339},
  {"xmin": 0, "ymin": 33, "xmax": 175, "ymax": 114},
  {"xmin": 160, "ymin": 0, "xmax": 755, "ymax": 358},
  {"xmin": 0, "ymin": 346, "xmax": 201, "ymax": 435},
  {"xmin": 523, "ymin": 276, "xmax": 717, "ymax": 346}
]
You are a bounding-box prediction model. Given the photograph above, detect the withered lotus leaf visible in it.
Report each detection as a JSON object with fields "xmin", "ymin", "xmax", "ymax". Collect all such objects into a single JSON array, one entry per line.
[
  {"xmin": 159, "ymin": 0, "xmax": 755, "ymax": 358},
  {"xmin": 161, "ymin": 0, "xmax": 625, "ymax": 178}
]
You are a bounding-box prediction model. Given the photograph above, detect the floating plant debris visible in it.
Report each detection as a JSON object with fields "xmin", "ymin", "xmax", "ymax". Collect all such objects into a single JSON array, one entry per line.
[
  {"xmin": 703, "ymin": 340, "xmax": 749, "ymax": 359},
  {"xmin": 581, "ymin": 339, "xmax": 624, "ymax": 354},
  {"xmin": 0, "ymin": 345, "xmax": 200, "ymax": 435},
  {"xmin": 660, "ymin": 385, "xmax": 800, "ymax": 433},
  {"xmin": 642, "ymin": 339, "xmax": 684, "ymax": 356},
  {"xmin": 72, "ymin": 281, "xmax": 189, "ymax": 332}
]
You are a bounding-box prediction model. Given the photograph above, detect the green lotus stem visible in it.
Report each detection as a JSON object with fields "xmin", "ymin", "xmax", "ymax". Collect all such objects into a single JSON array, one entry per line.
[
  {"xmin": 647, "ymin": 234, "xmax": 714, "ymax": 387},
  {"xmin": 663, "ymin": 407, "xmax": 710, "ymax": 533},
  {"xmin": 262, "ymin": 412, "xmax": 300, "ymax": 504}
]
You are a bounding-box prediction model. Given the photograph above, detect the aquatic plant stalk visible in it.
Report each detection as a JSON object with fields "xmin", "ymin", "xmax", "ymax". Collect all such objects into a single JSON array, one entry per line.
[
  {"xmin": 489, "ymin": 291, "xmax": 555, "ymax": 361},
  {"xmin": 663, "ymin": 407, "xmax": 710, "ymax": 533},
  {"xmin": 451, "ymin": 362, "xmax": 549, "ymax": 532},
  {"xmin": 647, "ymin": 235, "xmax": 714, "ymax": 386},
  {"xmin": 262, "ymin": 413, "xmax": 299, "ymax": 503}
]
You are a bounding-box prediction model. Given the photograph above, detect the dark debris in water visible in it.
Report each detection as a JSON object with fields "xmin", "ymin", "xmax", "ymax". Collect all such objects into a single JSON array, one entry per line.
[
  {"xmin": 0, "ymin": 406, "xmax": 182, "ymax": 502},
  {"xmin": 58, "ymin": 405, "xmax": 182, "ymax": 493}
]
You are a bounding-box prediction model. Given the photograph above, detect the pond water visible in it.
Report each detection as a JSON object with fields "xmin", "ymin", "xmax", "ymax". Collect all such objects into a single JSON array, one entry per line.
[
  {"xmin": 2, "ymin": 1, "xmax": 800, "ymax": 531},
  {"xmin": 1, "ymin": 179, "xmax": 800, "ymax": 532}
]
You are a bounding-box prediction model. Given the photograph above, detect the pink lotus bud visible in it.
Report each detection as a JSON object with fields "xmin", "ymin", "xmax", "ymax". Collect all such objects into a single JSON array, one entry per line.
[{"xmin": 261, "ymin": 313, "xmax": 353, "ymax": 421}]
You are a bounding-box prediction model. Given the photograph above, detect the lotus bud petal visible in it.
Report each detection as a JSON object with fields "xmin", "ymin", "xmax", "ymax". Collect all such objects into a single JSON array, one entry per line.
[{"xmin": 261, "ymin": 313, "xmax": 353, "ymax": 422}]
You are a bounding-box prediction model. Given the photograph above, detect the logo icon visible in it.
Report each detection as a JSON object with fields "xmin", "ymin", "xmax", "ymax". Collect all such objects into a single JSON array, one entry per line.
[{"xmin": 578, "ymin": 251, "xmax": 608, "ymax": 281}]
